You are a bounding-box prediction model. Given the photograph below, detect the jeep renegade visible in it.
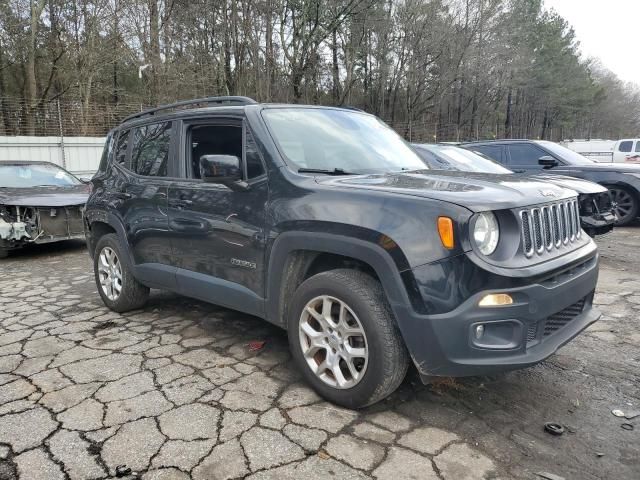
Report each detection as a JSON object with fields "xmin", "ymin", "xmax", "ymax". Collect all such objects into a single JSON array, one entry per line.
[{"xmin": 85, "ymin": 96, "xmax": 601, "ymax": 408}]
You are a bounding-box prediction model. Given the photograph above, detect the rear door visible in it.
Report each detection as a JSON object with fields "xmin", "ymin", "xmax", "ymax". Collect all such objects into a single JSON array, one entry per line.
[{"xmin": 116, "ymin": 121, "xmax": 177, "ymax": 278}]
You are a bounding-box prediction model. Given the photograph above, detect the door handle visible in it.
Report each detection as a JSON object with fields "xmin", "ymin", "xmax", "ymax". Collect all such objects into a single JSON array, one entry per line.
[{"xmin": 169, "ymin": 199, "xmax": 193, "ymax": 209}]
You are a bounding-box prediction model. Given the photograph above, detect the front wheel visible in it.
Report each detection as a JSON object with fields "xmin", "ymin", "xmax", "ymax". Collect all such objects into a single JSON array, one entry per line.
[
  {"xmin": 609, "ymin": 186, "xmax": 639, "ymax": 226},
  {"xmin": 288, "ymin": 269, "xmax": 409, "ymax": 408},
  {"xmin": 94, "ymin": 234, "xmax": 149, "ymax": 312}
]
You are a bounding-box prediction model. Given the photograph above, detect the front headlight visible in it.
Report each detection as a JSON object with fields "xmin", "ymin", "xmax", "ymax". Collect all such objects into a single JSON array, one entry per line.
[{"xmin": 473, "ymin": 212, "xmax": 499, "ymax": 255}]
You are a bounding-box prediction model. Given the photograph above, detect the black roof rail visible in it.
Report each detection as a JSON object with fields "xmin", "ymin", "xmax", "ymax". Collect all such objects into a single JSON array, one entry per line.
[
  {"xmin": 122, "ymin": 96, "xmax": 257, "ymax": 123},
  {"xmin": 341, "ymin": 105, "xmax": 365, "ymax": 112}
]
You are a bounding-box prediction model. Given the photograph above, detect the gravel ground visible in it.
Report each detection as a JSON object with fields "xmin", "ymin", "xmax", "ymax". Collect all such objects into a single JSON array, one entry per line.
[{"xmin": 0, "ymin": 229, "xmax": 638, "ymax": 480}]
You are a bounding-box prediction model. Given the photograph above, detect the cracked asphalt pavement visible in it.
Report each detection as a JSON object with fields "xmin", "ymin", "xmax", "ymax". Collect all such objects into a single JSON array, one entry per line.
[{"xmin": 0, "ymin": 228, "xmax": 639, "ymax": 480}]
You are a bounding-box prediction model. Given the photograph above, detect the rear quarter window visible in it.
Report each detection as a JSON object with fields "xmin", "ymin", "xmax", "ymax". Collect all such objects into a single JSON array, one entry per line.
[
  {"xmin": 115, "ymin": 130, "xmax": 130, "ymax": 167},
  {"xmin": 98, "ymin": 133, "xmax": 114, "ymax": 172}
]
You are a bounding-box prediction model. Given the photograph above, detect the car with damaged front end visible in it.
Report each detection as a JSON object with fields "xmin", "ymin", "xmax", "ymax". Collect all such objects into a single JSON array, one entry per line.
[
  {"xmin": 84, "ymin": 98, "xmax": 601, "ymax": 408},
  {"xmin": 0, "ymin": 161, "xmax": 90, "ymax": 258}
]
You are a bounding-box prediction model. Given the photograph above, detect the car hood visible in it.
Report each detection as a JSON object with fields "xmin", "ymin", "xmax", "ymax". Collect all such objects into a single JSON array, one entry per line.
[
  {"xmin": 0, "ymin": 184, "xmax": 90, "ymax": 207},
  {"xmin": 529, "ymin": 173, "xmax": 607, "ymax": 194},
  {"xmin": 315, "ymin": 170, "xmax": 576, "ymax": 212}
]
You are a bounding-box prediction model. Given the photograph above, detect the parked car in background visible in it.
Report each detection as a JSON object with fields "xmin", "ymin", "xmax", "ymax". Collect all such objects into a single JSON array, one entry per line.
[
  {"xmin": 561, "ymin": 139, "xmax": 616, "ymax": 163},
  {"xmin": 413, "ymin": 144, "xmax": 616, "ymax": 237},
  {"xmin": 85, "ymin": 96, "xmax": 600, "ymax": 408},
  {"xmin": 463, "ymin": 139, "xmax": 640, "ymax": 226},
  {"xmin": 611, "ymin": 139, "xmax": 640, "ymax": 163},
  {"xmin": 0, "ymin": 161, "xmax": 89, "ymax": 258},
  {"xmin": 562, "ymin": 138, "xmax": 640, "ymax": 163}
]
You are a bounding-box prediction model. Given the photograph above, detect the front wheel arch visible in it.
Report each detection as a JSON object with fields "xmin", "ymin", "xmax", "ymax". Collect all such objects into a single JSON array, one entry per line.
[{"xmin": 265, "ymin": 231, "xmax": 420, "ymax": 327}]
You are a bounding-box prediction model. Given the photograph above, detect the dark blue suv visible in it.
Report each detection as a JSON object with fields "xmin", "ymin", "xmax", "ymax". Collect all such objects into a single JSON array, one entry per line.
[{"xmin": 85, "ymin": 97, "xmax": 600, "ymax": 408}]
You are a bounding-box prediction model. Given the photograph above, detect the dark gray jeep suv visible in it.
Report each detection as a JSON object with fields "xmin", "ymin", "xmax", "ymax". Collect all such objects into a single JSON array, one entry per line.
[{"xmin": 85, "ymin": 97, "xmax": 601, "ymax": 408}]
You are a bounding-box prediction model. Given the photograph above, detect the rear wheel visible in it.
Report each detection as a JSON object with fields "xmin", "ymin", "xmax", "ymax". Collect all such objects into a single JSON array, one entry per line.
[
  {"xmin": 94, "ymin": 234, "xmax": 149, "ymax": 312},
  {"xmin": 0, "ymin": 248, "xmax": 8, "ymax": 259},
  {"xmin": 609, "ymin": 186, "xmax": 638, "ymax": 226},
  {"xmin": 288, "ymin": 269, "xmax": 409, "ymax": 408}
]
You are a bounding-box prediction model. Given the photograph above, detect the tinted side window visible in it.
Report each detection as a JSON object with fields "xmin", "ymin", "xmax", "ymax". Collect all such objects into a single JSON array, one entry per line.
[
  {"xmin": 619, "ymin": 141, "xmax": 633, "ymax": 152},
  {"xmin": 507, "ymin": 144, "xmax": 546, "ymax": 166},
  {"xmin": 115, "ymin": 130, "xmax": 130, "ymax": 166},
  {"xmin": 245, "ymin": 129, "xmax": 266, "ymax": 178},
  {"xmin": 472, "ymin": 145, "xmax": 503, "ymax": 163},
  {"xmin": 131, "ymin": 122, "xmax": 172, "ymax": 177},
  {"xmin": 635, "ymin": 142, "xmax": 640, "ymax": 153}
]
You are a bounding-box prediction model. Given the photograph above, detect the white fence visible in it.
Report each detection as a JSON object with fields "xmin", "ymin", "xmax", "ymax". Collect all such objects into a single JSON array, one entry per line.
[{"xmin": 0, "ymin": 136, "xmax": 106, "ymax": 178}]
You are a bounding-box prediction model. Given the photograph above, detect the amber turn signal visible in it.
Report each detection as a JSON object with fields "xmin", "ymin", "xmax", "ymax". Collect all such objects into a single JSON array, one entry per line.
[
  {"xmin": 437, "ymin": 217, "xmax": 454, "ymax": 249},
  {"xmin": 479, "ymin": 293, "xmax": 514, "ymax": 307}
]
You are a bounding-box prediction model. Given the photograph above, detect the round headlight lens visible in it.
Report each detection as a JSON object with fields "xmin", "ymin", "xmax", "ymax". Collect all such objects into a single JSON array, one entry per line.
[{"xmin": 473, "ymin": 212, "xmax": 499, "ymax": 255}]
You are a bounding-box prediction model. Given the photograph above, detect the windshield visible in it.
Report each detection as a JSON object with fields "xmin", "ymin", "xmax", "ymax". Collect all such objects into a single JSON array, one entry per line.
[
  {"xmin": 0, "ymin": 164, "xmax": 81, "ymax": 188},
  {"xmin": 262, "ymin": 108, "xmax": 428, "ymax": 174},
  {"xmin": 536, "ymin": 141, "xmax": 596, "ymax": 165},
  {"xmin": 415, "ymin": 145, "xmax": 512, "ymax": 174}
]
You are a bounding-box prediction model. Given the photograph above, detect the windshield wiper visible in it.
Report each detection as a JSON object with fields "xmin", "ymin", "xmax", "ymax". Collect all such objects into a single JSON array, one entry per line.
[{"xmin": 297, "ymin": 168, "xmax": 354, "ymax": 175}]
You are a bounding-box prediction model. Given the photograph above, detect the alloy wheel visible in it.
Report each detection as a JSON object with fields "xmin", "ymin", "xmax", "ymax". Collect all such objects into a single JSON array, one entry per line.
[
  {"xmin": 98, "ymin": 246, "xmax": 122, "ymax": 301},
  {"xmin": 298, "ymin": 295, "xmax": 369, "ymax": 389},
  {"xmin": 610, "ymin": 188, "xmax": 635, "ymax": 223}
]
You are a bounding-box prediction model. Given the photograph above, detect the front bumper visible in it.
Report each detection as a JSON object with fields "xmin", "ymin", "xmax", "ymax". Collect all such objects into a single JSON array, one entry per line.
[
  {"xmin": 581, "ymin": 212, "xmax": 616, "ymax": 236},
  {"xmin": 395, "ymin": 252, "xmax": 600, "ymax": 378}
]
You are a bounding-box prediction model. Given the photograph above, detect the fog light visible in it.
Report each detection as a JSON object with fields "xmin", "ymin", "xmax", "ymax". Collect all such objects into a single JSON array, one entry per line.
[
  {"xmin": 479, "ymin": 293, "xmax": 513, "ymax": 307},
  {"xmin": 474, "ymin": 324, "xmax": 485, "ymax": 340}
]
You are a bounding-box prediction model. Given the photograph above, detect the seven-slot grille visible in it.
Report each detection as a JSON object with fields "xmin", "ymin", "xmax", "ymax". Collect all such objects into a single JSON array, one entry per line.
[{"xmin": 520, "ymin": 199, "xmax": 581, "ymax": 257}]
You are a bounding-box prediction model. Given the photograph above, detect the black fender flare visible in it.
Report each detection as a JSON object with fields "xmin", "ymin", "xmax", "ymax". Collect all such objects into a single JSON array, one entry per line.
[
  {"xmin": 265, "ymin": 231, "xmax": 413, "ymax": 326},
  {"xmin": 85, "ymin": 209, "xmax": 134, "ymax": 268}
]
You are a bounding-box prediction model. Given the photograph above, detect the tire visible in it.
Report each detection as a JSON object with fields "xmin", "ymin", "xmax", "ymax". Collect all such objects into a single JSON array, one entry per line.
[
  {"xmin": 609, "ymin": 186, "xmax": 639, "ymax": 226},
  {"xmin": 93, "ymin": 233, "xmax": 149, "ymax": 312},
  {"xmin": 287, "ymin": 268, "xmax": 409, "ymax": 408},
  {"xmin": 0, "ymin": 248, "xmax": 8, "ymax": 259}
]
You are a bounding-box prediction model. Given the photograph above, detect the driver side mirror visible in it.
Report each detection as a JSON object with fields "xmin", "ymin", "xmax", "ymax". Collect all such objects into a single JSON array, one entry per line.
[
  {"xmin": 538, "ymin": 155, "xmax": 558, "ymax": 168},
  {"xmin": 199, "ymin": 155, "xmax": 248, "ymax": 191}
]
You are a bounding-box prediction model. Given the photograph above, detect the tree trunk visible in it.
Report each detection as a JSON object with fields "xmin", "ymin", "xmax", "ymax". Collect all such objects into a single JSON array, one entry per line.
[
  {"xmin": 540, "ymin": 109, "xmax": 549, "ymax": 139},
  {"xmin": 223, "ymin": 1, "xmax": 234, "ymax": 95},
  {"xmin": 331, "ymin": 27, "xmax": 340, "ymax": 104},
  {"xmin": 265, "ymin": 0, "xmax": 273, "ymax": 101},
  {"xmin": 0, "ymin": 37, "xmax": 14, "ymax": 135},
  {"xmin": 26, "ymin": 0, "xmax": 46, "ymax": 135},
  {"xmin": 149, "ymin": 0, "xmax": 161, "ymax": 103},
  {"xmin": 112, "ymin": 0, "xmax": 119, "ymax": 105},
  {"xmin": 504, "ymin": 86, "xmax": 512, "ymax": 138}
]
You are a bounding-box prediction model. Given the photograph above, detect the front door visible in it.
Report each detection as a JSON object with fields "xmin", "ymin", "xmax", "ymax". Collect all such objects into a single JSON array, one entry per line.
[
  {"xmin": 506, "ymin": 142, "xmax": 552, "ymax": 173},
  {"xmin": 168, "ymin": 119, "xmax": 268, "ymax": 315}
]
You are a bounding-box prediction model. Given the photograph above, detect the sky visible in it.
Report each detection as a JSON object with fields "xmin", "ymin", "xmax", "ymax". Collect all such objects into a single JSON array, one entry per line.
[{"xmin": 544, "ymin": 0, "xmax": 640, "ymax": 86}]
